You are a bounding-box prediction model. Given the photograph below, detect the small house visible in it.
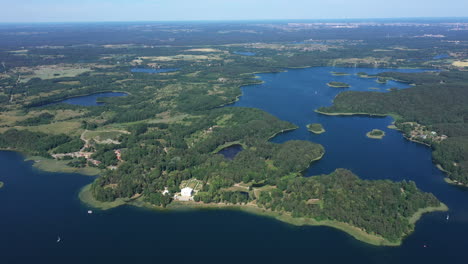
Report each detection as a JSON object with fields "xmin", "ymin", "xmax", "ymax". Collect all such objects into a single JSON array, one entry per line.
[{"xmin": 181, "ymin": 187, "xmax": 193, "ymax": 197}]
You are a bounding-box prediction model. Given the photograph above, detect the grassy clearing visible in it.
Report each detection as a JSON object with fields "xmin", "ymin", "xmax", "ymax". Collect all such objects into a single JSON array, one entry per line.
[
  {"xmin": 58, "ymin": 81, "xmax": 81, "ymax": 85},
  {"xmin": 23, "ymin": 121, "xmax": 83, "ymax": 136},
  {"xmin": 452, "ymin": 61, "xmax": 468, "ymax": 68},
  {"xmin": 148, "ymin": 113, "xmax": 191, "ymax": 124},
  {"xmin": 19, "ymin": 66, "xmax": 91, "ymax": 83},
  {"xmin": 27, "ymin": 156, "xmax": 100, "ymax": 176},
  {"xmin": 83, "ymin": 130, "xmax": 126, "ymax": 142}
]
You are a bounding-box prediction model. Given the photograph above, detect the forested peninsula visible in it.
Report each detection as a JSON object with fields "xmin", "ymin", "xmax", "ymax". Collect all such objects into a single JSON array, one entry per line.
[{"xmin": 318, "ymin": 71, "xmax": 468, "ymax": 185}]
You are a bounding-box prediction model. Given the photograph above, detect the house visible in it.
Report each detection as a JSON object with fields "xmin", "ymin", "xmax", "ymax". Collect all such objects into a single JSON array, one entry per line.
[{"xmin": 181, "ymin": 187, "xmax": 193, "ymax": 197}]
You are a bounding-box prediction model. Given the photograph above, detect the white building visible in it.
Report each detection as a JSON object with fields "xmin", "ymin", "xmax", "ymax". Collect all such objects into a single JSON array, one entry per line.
[{"xmin": 181, "ymin": 187, "xmax": 193, "ymax": 197}]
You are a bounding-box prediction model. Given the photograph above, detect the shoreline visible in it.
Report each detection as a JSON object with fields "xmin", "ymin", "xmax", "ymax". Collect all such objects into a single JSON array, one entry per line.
[
  {"xmin": 267, "ymin": 126, "xmax": 298, "ymax": 140},
  {"xmin": 314, "ymin": 110, "xmax": 468, "ymax": 187},
  {"xmin": 315, "ymin": 109, "xmax": 389, "ymax": 117},
  {"xmin": 307, "ymin": 123, "xmax": 326, "ymax": 134},
  {"xmin": 79, "ymin": 184, "xmax": 447, "ymax": 247}
]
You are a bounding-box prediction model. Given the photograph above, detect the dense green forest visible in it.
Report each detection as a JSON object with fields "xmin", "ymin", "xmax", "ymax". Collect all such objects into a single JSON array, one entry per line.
[
  {"xmin": 257, "ymin": 169, "xmax": 440, "ymax": 242},
  {"xmin": 318, "ymin": 71, "xmax": 468, "ymax": 184}
]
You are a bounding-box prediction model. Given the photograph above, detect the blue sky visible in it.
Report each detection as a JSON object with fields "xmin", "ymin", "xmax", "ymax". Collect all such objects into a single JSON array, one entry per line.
[{"xmin": 1, "ymin": 0, "xmax": 467, "ymax": 22}]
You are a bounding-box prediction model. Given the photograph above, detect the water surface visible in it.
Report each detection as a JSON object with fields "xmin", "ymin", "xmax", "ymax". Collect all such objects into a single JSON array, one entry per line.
[
  {"xmin": 50, "ymin": 92, "xmax": 127, "ymax": 106},
  {"xmin": 233, "ymin": 51, "xmax": 256, "ymax": 56},
  {"xmin": 217, "ymin": 144, "xmax": 243, "ymax": 160}
]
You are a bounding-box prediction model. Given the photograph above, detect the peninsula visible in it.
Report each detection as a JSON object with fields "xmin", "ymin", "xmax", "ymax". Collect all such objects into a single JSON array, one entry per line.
[{"xmin": 317, "ymin": 70, "xmax": 468, "ymax": 186}]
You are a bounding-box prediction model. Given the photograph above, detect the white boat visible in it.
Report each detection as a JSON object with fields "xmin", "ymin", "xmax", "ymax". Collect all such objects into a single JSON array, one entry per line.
[
  {"xmin": 447, "ymin": 214, "xmax": 450, "ymax": 221},
  {"xmin": 88, "ymin": 210, "xmax": 93, "ymax": 214},
  {"xmin": 57, "ymin": 236, "xmax": 61, "ymax": 243}
]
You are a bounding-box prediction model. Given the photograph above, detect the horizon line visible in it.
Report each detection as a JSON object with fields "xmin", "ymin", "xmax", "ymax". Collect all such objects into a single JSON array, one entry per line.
[{"xmin": 1, "ymin": 16, "xmax": 468, "ymax": 24}]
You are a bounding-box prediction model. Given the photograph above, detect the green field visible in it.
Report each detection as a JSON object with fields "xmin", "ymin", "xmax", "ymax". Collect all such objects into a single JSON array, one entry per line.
[{"xmin": 27, "ymin": 156, "xmax": 100, "ymax": 176}]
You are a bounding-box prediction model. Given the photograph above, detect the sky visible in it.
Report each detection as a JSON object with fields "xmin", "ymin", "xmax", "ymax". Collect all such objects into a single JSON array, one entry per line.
[{"xmin": 1, "ymin": 0, "xmax": 467, "ymax": 23}]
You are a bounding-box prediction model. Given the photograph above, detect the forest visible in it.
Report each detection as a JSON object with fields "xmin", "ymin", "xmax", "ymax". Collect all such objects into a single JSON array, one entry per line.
[
  {"xmin": 318, "ymin": 71, "xmax": 468, "ymax": 184},
  {"xmin": 257, "ymin": 169, "xmax": 440, "ymax": 242}
]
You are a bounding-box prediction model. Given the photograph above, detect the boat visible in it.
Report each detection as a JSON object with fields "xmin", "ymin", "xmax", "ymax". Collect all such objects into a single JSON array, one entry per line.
[
  {"xmin": 57, "ymin": 236, "xmax": 61, "ymax": 243},
  {"xmin": 447, "ymin": 214, "xmax": 450, "ymax": 221},
  {"xmin": 88, "ymin": 210, "xmax": 93, "ymax": 214}
]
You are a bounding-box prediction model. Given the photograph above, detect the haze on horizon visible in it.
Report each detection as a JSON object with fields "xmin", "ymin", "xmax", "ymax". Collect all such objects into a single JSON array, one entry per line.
[{"xmin": 1, "ymin": 0, "xmax": 468, "ymax": 23}]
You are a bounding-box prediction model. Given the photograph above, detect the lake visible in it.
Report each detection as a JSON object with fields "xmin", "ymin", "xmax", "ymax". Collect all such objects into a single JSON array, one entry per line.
[
  {"xmin": 1, "ymin": 67, "xmax": 468, "ymax": 263},
  {"xmin": 233, "ymin": 51, "xmax": 256, "ymax": 56},
  {"xmin": 48, "ymin": 92, "xmax": 128, "ymax": 106},
  {"xmin": 217, "ymin": 144, "xmax": 243, "ymax": 160}
]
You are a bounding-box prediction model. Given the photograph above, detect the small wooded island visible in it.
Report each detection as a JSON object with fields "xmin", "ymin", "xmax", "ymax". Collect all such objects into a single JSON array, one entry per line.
[
  {"xmin": 367, "ymin": 129, "xmax": 385, "ymax": 139},
  {"xmin": 331, "ymin": 71, "xmax": 351, "ymax": 76},
  {"xmin": 0, "ymin": 181, "xmax": 3, "ymax": 189},
  {"xmin": 327, "ymin": 81, "xmax": 350, "ymax": 88},
  {"xmin": 307, "ymin": 123, "xmax": 326, "ymax": 134}
]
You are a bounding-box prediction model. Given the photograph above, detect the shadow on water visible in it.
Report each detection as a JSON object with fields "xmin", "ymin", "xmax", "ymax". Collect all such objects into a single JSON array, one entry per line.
[
  {"xmin": 217, "ymin": 144, "xmax": 244, "ymax": 160},
  {"xmin": 44, "ymin": 92, "xmax": 128, "ymax": 106}
]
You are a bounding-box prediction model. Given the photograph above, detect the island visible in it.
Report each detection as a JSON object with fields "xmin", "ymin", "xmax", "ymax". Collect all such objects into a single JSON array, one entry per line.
[
  {"xmin": 327, "ymin": 81, "xmax": 350, "ymax": 88},
  {"xmin": 366, "ymin": 129, "xmax": 385, "ymax": 139},
  {"xmin": 0, "ymin": 181, "xmax": 3, "ymax": 189},
  {"xmin": 376, "ymin": 77, "xmax": 388, "ymax": 84},
  {"xmin": 331, "ymin": 71, "xmax": 350, "ymax": 76},
  {"xmin": 307, "ymin": 123, "xmax": 326, "ymax": 134},
  {"xmin": 357, "ymin": 72, "xmax": 375, "ymax": 78}
]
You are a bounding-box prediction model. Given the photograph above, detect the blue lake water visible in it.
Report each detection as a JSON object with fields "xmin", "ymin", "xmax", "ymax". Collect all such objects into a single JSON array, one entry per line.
[
  {"xmin": 1, "ymin": 67, "xmax": 468, "ymax": 263},
  {"xmin": 433, "ymin": 54, "xmax": 449, "ymax": 60},
  {"xmin": 131, "ymin": 68, "xmax": 179, "ymax": 73},
  {"xmin": 217, "ymin": 144, "xmax": 243, "ymax": 160},
  {"xmin": 233, "ymin": 51, "xmax": 256, "ymax": 56},
  {"xmin": 51, "ymin": 92, "xmax": 128, "ymax": 106}
]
